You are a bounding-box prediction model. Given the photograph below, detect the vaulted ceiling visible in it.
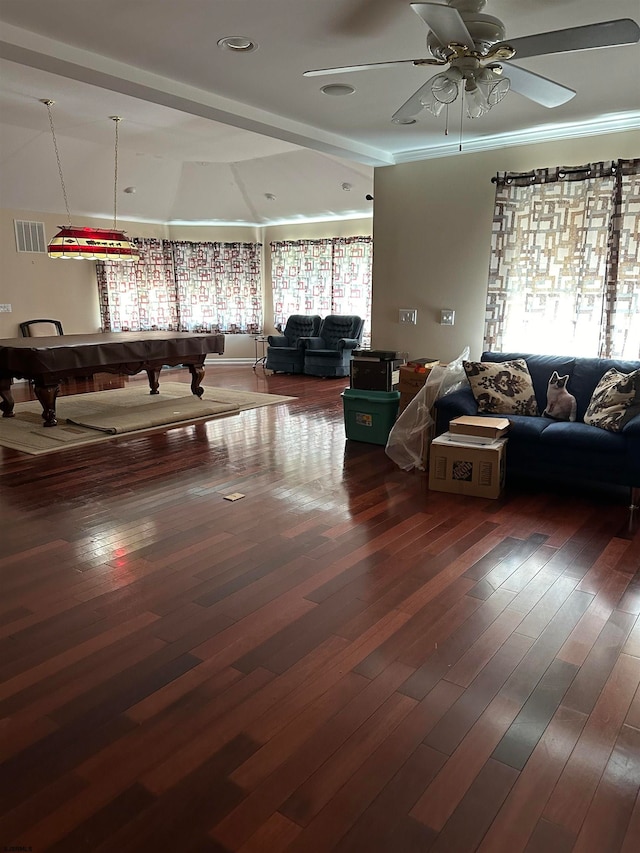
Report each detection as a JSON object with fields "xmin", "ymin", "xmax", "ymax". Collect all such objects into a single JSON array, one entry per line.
[{"xmin": 1, "ymin": 0, "xmax": 638, "ymax": 226}]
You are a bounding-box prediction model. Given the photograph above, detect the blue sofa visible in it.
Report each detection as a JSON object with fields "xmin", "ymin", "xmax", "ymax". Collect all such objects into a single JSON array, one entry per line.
[{"xmin": 435, "ymin": 351, "xmax": 640, "ymax": 494}]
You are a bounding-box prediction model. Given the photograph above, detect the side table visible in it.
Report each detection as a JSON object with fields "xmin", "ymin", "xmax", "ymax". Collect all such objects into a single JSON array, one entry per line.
[{"xmin": 253, "ymin": 335, "xmax": 269, "ymax": 370}]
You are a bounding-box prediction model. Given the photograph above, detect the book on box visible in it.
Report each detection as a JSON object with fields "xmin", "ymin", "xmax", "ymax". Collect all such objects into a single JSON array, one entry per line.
[{"xmin": 449, "ymin": 415, "xmax": 510, "ymax": 440}]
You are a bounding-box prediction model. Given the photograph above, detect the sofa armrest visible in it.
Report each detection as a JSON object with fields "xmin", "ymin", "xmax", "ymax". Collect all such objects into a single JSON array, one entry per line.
[
  {"xmin": 622, "ymin": 412, "xmax": 640, "ymax": 436},
  {"xmin": 267, "ymin": 335, "xmax": 288, "ymax": 347},
  {"xmin": 434, "ymin": 387, "xmax": 478, "ymax": 434},
  {"xmin": 338, "ymin": 338, "xmax": 361, "ymax": 352},
  {"xmin": 300, "ymin": 336, "xmax": 325, "ymax": 351}
]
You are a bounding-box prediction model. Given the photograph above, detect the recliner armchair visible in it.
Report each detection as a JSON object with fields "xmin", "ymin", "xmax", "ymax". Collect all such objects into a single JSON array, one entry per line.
[
  {"xmin": 265, "ymin": 314, "xmax": 322, "ymax": 374},
  {"xmin": 302, "ymin": 314, "xmax": 364, "ymax": 378}
]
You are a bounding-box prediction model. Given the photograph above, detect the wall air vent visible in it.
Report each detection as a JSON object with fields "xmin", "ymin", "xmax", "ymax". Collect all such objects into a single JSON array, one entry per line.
[{"xmin": 14, "ymin": 220, "xmax": 47, "ymax": 254}]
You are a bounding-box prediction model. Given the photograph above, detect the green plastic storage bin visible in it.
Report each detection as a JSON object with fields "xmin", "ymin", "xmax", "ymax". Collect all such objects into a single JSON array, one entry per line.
[{"xmin": 342, "ymin": 388, "xmax": 400, "ymax": 445}]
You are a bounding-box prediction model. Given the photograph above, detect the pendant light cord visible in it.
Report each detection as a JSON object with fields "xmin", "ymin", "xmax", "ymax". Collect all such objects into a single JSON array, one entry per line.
[
  {"xmin": 42, "ymin": 100, "xmax": 72, "ymax": 227},
  {"xmin": 110, "ymin": 116, "xmax": 122, "ymax": 229}
]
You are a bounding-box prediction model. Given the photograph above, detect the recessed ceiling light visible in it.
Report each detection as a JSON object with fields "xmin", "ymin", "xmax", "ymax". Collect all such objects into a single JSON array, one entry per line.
[
  {"xmin": 392, "ymin": 117, "xmax": 417, "ymax": 125},
  {"xmin": 320, "ymin": 84, "xmax": 355, "ymax": 97},
  {"xmin": 217, "ymin": 36, "xmax": 257, "ymax": 52}
]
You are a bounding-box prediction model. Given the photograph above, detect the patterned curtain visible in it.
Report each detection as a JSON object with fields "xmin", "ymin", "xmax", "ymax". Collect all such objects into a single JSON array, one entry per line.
[
  {"xmin": 173, "ymin": 241, "xmax": 262, "ymax": 334},
  {"xmin": 97, "ymin": 239, "xmax": 262, "ymax": 334},
  {"xmin": 485, "ymin": 159, "xmax": 640, "ymax": 359},
  {"xmin": 97, "ymin": 239, "xmax": 178, "ymax": 332},
  {"xmin": 330, "ymin": 237, "xmax": 373, "ymax": 347},
  {"xmin": 270, "ymin": 237, "xmax": 373, "ymax": 346}
]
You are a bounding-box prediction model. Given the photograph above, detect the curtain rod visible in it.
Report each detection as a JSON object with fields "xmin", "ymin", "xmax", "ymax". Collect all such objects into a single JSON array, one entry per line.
[{"xmin": 492, "ymin": 161, "xmax": 621, "ymax": 184}]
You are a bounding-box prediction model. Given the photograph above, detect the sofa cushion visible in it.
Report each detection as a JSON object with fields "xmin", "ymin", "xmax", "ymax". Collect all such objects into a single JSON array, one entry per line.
[
  {"xmin": 569, "ymin": 358, "xmax": 640, "ymax": 421},
  {"xmin": 539, "ymin": 420, "xmax": 625, "ymax": 454},
  {"xmin": 503, "ymin": 414, "xmax": 552, "ymax": 441},
  {"xmin": 463, "ymin": 359, "xmax": 539, "ymax": 416},
  {"xmin": 482, "ymin": 352, "xmax": 575, "ymax": 414},
  {"xmin": 584, "ymin": 368, "xmax": 640, "ymax": 432}
]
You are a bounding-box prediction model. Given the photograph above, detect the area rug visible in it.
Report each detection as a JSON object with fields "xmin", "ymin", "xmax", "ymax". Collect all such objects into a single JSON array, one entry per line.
[{"xmin": 0, "ymin": 382, "xmax": 295, "ymax": 455}]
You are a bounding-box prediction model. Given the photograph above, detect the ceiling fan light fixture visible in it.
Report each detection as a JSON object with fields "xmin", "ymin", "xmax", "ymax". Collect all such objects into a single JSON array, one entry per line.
[
  {"xmin": 419, "ymin": 92, "xmax": 446, "ymax": 117},
  {"xmin": 465, "ymin": 86, "xmax": 489, "ymax": 119},
  {"xmin": 430, "ymin": 68, "xmax": 463, "ymax": 104},
  {"xmin": 477, "ymin": 67, "xmax": 510, "ymax": 106}
]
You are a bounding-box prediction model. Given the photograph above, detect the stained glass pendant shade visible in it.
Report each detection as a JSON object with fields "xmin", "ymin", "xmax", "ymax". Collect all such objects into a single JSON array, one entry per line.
[
  {"xmin": 42, "ymin": 100, "xmax": 139, "ymax": 261},
  {"xmin": 47, "ymin": 226, "xmax": 139, "ymax": 260}
]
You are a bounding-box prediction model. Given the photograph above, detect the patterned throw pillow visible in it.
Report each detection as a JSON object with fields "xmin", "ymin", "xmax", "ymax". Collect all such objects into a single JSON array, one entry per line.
[
  {"xmin": 584, "ymin": 368, "xmax": 640, "ymax": 432},
  {"xmin": 463, "ymin": 359, "xmax": 539, "ymax": 416}
]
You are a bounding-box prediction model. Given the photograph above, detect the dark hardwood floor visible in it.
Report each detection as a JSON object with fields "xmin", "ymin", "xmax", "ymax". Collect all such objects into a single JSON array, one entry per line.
[{"xmin": 1, "ymin": 364, "xmax": 638, "ymax": 852}]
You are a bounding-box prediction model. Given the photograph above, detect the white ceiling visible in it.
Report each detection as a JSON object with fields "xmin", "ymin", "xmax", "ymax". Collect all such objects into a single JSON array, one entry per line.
[{"xmin": 0, "ymin": 0, "xmax": 638, "ymax": 226}]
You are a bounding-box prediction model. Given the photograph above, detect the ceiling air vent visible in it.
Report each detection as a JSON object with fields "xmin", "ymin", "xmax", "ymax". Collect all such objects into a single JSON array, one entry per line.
[{"xmin": 14, "ymin": 220, "xmax": 47, "ymax": 254}]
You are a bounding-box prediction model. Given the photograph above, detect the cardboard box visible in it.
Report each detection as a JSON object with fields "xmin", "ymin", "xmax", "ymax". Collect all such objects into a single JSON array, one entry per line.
[
  {"xmin": 449, "ymin": 415, "xmax": 510, "ymax": 440},
  {"xmin": 398, "ymin": 391, "xmax": 416, "ymax": 415},
  {"xmin": 398, "ymin": 360, "xmax": 439, "ymax": 395},
  {"xmin": 428, "ymin": 433, "xmax": 507, "ymax": 499}
]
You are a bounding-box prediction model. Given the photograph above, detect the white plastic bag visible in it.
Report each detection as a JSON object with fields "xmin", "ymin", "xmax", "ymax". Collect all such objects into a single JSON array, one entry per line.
[{"xmin": 385, "ymin": 347, "xmax": 470, "ymax": 471}]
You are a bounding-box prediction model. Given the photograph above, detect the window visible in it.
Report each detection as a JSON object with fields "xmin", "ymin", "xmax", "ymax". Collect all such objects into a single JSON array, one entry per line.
[
  {"xmin": 485, "ymin": 159, "xmax": 639, "ymax": 359},
  {"xmin": 270, "ymin": 237, "xmax": 373, "ymax": 347},
  {"xmin": 97, "ymin": 238, "xmax": 262, "ymax": 334}
]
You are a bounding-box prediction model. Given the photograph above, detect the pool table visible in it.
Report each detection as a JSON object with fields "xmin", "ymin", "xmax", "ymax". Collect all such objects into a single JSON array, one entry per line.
[{"xmin": 0, "ymin": 331, "xmax": 225, "ymax": 426}]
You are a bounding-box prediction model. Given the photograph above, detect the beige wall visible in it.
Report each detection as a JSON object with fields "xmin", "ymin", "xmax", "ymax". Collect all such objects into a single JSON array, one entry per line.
[
  {"xmin": 0, "ymin": 211, "xmax": 372, "ymax": 358},
  {"xmin": 370, "ymin": 129, "xmax": 640, "ymax": 363}
]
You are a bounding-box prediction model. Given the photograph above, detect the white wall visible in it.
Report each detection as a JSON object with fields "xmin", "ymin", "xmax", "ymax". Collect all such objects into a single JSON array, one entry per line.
[{"xmin": 370, "ymin": 129, "xmax": 639, "ymax": 363}]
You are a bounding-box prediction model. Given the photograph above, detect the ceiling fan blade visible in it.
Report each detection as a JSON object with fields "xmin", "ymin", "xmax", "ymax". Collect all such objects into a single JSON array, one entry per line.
[
  {"xmin": 496, "ymin": 19, "xmax": 640, "ymax": 60},
  {"xmin": 304, "ymin": 57, "xmax": 442, "ymax": 77},
  {"xmin": 410, "ymin": 2, "xmax": 474, "ymax": 49},
  {"xmin": 500, "ymin": 62, "xmax": 576, "ymax": 108},
  {"xmin": 391, "ymin": 76, "xmax": 441, "ymax": 121}
]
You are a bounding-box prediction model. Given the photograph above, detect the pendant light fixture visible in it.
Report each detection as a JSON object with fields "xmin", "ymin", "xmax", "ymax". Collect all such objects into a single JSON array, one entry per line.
[{"xmin": 42, "ymin": 99, "xmax": 139, "ymax": 261}]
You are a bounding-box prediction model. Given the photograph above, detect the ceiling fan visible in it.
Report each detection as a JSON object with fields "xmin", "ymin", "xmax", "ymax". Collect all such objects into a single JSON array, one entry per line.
[{"xmin": 304, "ymin": 0, "xmax": 640, "ymax": 122}]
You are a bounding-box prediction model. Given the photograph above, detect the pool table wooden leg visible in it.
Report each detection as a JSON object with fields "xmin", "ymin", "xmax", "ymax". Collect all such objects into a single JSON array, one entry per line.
[
  {"xmin": 0, "ymin": 377, "xmax": 15, "ymax": 418},
  {"xmin": 146, "ymin": 368, "xmax": 161, "ymax": 394},
  {"xmin": 188, "ymin": 363, "xmax": 205, "ymax": 397},
  {"xmin": 33, "ymin": 382, "xmax": 61, "ymax": 427}
]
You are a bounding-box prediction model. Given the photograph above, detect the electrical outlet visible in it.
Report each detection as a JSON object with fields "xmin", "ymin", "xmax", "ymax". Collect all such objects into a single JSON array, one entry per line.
[
  {"xmin": 399, "ymin": 308, "xmax": 417, "ymax": 325},
  {"xmin": 440, "ymin": 309, "xmax": 455, "ymax": 326},
  {"xmin": 0, "ymin": 304, "xmax": 12, "ymax": 313}
]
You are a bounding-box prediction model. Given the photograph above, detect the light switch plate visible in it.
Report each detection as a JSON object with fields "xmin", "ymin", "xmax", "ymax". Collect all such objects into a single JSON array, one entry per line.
[
  {"xmin": 440, "ymin": 309, "xmax": 455, "ymax": 326},
  {"xmin": 0, "ymin": 304, "xmax": 12, "ymax": 313},
  {"xmin": 399, "ymin": 308, "xmax": 417, "ymax": 325}
]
